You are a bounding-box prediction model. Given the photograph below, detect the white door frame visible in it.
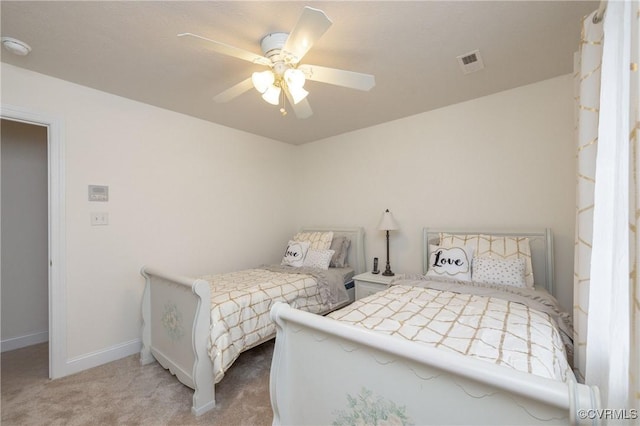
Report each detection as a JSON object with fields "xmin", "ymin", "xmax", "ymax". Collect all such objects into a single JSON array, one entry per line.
[{"xmin": 1, "ymin": 104, "xmax": 66, "ymax": 379}]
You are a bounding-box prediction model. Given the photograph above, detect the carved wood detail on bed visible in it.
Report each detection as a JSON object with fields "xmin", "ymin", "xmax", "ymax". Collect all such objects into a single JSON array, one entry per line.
[
  {"xmin": 269, "ymin": 302, "xmax": 602, "ymax": 425},
  {"xmin": 139, "ymin": 226, "xmax": 365, "ymax": 416},
  {"xmin": 139, "ymin": 267, "xmax": 214, "ymax": 415}
]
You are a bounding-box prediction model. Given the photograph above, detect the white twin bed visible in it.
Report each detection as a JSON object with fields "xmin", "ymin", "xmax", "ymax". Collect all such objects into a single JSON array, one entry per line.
[
  {"xmin": 139, "ymin": 226, "xmax": 365, "ymax": 415},
  {"xmin": 269, "ymin": 228, "xmax": 603, "ymax": 425}
]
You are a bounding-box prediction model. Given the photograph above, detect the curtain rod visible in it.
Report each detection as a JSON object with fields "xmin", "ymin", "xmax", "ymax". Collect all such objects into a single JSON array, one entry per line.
[{"xmin": 592, "ymin": 0, "xmax": 607, "ymax": 23}]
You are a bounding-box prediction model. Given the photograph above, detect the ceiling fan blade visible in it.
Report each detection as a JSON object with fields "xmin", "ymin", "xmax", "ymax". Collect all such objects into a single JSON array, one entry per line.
[
  {"xmin": 178, "ymin": 33, "xmax": 271, "ymax": 66},
  {"xmin": 284, "ymin": 91, "xmax": 313, "ymax": 119},
  {"xmin": 283, "ymin": 7, "xmax": 332, "ymax": 63},
  {"xmin": 298, "ymin": 64, "xmax": 375, "ymax": 91},
  {"xmin": 213, "ymin": 77, "xmax": 254, "ymax": 103}
]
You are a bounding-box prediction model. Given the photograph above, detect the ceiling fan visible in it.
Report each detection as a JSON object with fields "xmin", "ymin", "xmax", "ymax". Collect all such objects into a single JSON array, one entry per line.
[{"xmin": 178, "ymin": 6, "xmax": 375, "ymax": 119}]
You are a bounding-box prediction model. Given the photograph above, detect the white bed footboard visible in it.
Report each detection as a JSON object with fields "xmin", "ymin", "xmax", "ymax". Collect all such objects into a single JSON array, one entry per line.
[
  {"xmin": 140, "ymin": 266, "xmax": 215, "ymax": 416},
  {"xmin": 270, "ymin": 303, "xmax": 602, "ymax": 425}
]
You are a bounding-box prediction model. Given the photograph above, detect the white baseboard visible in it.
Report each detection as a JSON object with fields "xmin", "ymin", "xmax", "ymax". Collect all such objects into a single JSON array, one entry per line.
[
  {"xmin": 2, "ymin": 334, "xmax": 141, "ymax": 377},
  {"xmin": 63, "ymin": 338, "xmax": 141, "ymax": 377},
  {"xmin": 1, "ymin": 331, "xmax": 49, "ymax": 352}
]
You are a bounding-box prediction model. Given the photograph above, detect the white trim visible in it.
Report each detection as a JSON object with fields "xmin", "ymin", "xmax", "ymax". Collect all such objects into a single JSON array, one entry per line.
[
  {"xmin": 1, "ymin": 331, "xmax": 49, "ymax": 352},
  {"xmin": 65, "ymin": 339, "xmax": 141, "ymax": 376},
  {"xmin": 1, "ymin": 104, "xmax": 67, "ymax": 379}
]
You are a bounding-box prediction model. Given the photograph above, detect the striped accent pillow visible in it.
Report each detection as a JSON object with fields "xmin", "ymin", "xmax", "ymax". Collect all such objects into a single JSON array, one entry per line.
[{"xmin": 293, "ymin": 231, "xmax": 334, "ymax": 250}]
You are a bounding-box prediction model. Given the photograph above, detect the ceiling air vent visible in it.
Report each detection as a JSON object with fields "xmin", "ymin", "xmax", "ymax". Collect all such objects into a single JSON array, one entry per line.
[{"xmin": 457, "ymin": 49, "xmax": 484, "ymax": 74}]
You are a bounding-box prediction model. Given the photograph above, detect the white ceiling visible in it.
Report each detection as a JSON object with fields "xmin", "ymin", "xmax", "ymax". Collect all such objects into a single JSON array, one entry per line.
[{"xmin": 1, "ymin": 1, "xmax": 598, "ymax": 145}]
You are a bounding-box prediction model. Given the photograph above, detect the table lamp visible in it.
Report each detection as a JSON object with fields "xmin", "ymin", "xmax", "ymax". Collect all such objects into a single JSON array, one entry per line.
[{"xmin": 377, "ymin": 209, "xmax": 399, "ymax": 276}]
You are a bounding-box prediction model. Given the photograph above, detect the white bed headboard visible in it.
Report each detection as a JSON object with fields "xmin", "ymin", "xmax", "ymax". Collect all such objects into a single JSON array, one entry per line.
[
  {"xmin": 299, "ymin": 227, "xmax": 366, "ymax": 275},
  {"xmin": 423, "ymin": 228, "xmax": 555, "ymax": 295}
]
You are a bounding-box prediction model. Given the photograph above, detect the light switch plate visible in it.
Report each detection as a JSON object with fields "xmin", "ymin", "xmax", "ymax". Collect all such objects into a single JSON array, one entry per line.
[{"xmin": 90, "ymin": 212, "xmax": 109, "ymax": 226}]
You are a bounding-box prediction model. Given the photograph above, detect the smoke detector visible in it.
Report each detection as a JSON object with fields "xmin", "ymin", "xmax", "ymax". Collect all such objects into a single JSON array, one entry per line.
[
  {"xmin": 2, "ymin": 37, "xmax": 31, "ymax": 56},
  {"xmin": 457, "ymin": 49, "xmax": 484, "ymax": 74}
]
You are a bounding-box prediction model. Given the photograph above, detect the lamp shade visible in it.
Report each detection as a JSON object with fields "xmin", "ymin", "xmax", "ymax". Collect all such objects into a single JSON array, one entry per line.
[
  {"xmin": 377, "ymin": 209, "xmax": 399, "ymax": 231},
  {"xmin": 252, "ymin": 70, "xmax": 275, "ymax": 94},
  {"xmin": 288, "ymin": 85, "xmax": 309, "ymax": 104},
  {"xmin": 284, "ymin": 68, "xmax": 306, "ymax": 88},
  {"xmin": 261, "ymin": 85, "xmax": 281, "ymax": 105}
]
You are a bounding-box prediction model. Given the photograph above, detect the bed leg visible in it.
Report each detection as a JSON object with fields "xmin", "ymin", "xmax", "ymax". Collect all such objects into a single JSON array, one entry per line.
[
  {"xmin": 140, "ymin": 346, "xmax": 155, "ymax": 365},
  {"xmin": 140, "ymin": 267, "xmax": 155, "ymax": 365},
  {"xmin": 191, "ymin": 386, "xmax": 215, "ymax": 416},
  {"xmin": 190, "ymin": 344, "xmax": 215, "ymax": 416},
  {"xmin": 191, "ymin": 279, "xmax": 215, "ymax": 415}
]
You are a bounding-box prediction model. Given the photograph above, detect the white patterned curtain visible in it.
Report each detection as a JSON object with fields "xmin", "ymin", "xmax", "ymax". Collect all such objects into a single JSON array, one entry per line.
[
  {"xmin": 574, "ymin": 0, "xmax": 640, "ymax": 411},
  {"xmin": 629, "ymin": 1, "xmax": 640, "ymax": 412},
  {"xmin": 573, "ymin": 9, "xmax": 603, "ymax": 385}
]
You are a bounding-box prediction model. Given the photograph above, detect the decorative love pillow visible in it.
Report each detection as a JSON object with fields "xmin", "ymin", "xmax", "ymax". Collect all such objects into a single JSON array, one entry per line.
[
  {"xmin": 281, "ymin": 240, "xmax": 310, "ymax": 267},
  {"xmin": 426, "ymin": 244, "xmax": 474, "ymax": 281}
]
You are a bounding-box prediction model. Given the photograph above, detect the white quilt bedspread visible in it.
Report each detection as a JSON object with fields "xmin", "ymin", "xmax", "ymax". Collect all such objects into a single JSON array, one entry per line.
[
  {"xmin": 201, "ymin": 268, "xmax": 332, "ymax": 383},
  {"xmin": 328, "ymin": 284, "xmax": 572, "ymax": 382}
]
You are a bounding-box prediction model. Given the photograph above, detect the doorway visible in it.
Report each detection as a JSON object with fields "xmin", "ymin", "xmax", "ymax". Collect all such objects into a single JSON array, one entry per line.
[
  {"xmin": 0, "ymin": 105, "xmax": 65, "ymax": 379},
  {"xmin": 1, "ymin": 119, "xmax": 49, "ymax": 359}
]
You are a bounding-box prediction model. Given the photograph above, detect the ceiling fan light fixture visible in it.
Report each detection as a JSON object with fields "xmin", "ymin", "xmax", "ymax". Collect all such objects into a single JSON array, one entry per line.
[
  {"xmin": 289, "ymin": 85, "xmax": 309, "ymax": 104},
  {"xmin": 262, "ymin": 85, "xmax": 281, "ymax": 105},
  {"xmin": 186, "ymin": 6, "xmax": 375, "ymax": 119},
  {"xmin": 284, "ymin": 68, "xmax": 305, "ymax": 88},
  {"xmin": 252, "ymin": 70, "xmax": 275, "ymax": 94}
]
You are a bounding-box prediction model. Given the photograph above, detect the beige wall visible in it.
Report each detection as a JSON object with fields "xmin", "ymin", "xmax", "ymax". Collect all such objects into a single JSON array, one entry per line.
[
  {"xmin": 1, "ymin": 119, "xmax": 49, "ymax": 348},
  {"xmin": 2, "ymin": 64, "xmax": 298, "ymax": 360},
  {"xmin": 1, "ymin": 63, "xmax": 576, "ymax": 370},
  {"xmin": 295, "ymin": 75, "xmax": 576, "ymax": 312}
]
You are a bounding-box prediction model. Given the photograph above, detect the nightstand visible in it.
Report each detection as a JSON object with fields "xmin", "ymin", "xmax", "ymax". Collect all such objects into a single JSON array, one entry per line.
[{"xmin": 353, "ymin": 272, "xmax": 397, "ymax": 300}]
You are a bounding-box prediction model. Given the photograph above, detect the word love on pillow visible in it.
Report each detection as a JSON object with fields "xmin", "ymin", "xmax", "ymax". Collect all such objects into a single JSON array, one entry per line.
[
  {"xmin": 281, "ymin": 240, "xmax": 311, "ymax": 268},
  {"xmin": 426, "ymin": 245, "xmax": 474, "ymax": 281}
]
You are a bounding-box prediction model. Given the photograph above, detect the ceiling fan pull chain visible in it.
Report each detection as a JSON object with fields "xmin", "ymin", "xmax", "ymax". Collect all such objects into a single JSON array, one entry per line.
[{"xmin": 280, "ymin": 85, "xmax": 287, "ymax": 116}]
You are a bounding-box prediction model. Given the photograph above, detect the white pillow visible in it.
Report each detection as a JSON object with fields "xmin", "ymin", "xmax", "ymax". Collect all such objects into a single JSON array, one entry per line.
[
  {"xmin": 426, "ymin": 244, "xmax": 474, "ymax": 281},
  {"xmin": 473, "ymin": 257, "xmax": 527, "ymax": 288},
  {"xmin": 440, "ymin": 233, "xmax": 534, "ymax": 287},
  {"xmin": 293, "ymin": 231, "xmax": 334, "ymax": 250},
  {"xmin": 303, "ymin": 249, "xmax": 335, "ymax": 270},
  {"xmin": 281, "ymin": 240, "xmax": 310, "ymax": 267}
]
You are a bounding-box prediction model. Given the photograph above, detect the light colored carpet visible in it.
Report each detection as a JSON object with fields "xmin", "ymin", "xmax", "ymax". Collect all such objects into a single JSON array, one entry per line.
[{"xmin": 1, "ymin": 341, "xmax": 274, "ymax": 425}]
